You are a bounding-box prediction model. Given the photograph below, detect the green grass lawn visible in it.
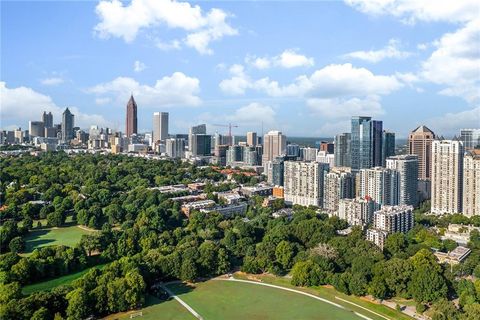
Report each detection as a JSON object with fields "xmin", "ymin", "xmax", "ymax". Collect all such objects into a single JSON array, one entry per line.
[
  {"xmin": 22, "ymin": 264, "xmax": 108, "ymax": 295},
  {"xmin": 23, "ymin": 225, "xmax": 93, "ymax": 255},
  {"xmin": 234, "ymin": 273, "xmax": 412, "ymax": 320},
  {"xmin": 166, "ymin": 280, "xmax": 363, "ymax": 320},
  {"xmin": 104, "ymin": 295, "xmax": 195, "ymax": 320}
]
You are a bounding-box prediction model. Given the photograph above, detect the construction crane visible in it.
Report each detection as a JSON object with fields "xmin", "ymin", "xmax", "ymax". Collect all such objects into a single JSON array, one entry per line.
[{"xmin": 212, "ymin": 123, "xmax": 239, "ymax": 145}]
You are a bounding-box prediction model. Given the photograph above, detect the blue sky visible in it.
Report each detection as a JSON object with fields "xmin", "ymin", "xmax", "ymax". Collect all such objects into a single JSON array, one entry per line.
[{"xmin": 1, "ymin": 0, "xmax": 479, "ymax": 138}]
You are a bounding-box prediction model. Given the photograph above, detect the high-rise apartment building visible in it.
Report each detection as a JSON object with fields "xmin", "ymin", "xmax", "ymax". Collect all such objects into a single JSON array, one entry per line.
[
  {"xmin": 382, "ymin": 130, "xmax": 395, "ymax": 166},
  {"xmin": 408, "ymin": 125, "xmax": 435, "ymax": 180},
  {"xmin": 463, "ymin": 149, "xmax": 480, "ymax": 216},
  {"xmin": 42, "ymin": 111, "xmax": 53, "ymax": 128},
  {"xmin": 262, "ymin": 131, "xmax": 286, "ymax": 164},
  {"xmin": 358, "ymin": 167, "xmax": 399, "ymax": 207},
  {"xmin": 125, "ymin": 95, "xmax": 138, "ymax": 138},
  {"xmin": 29, "ymin": 121, "xmax": 45, "ymax": 137},
  {"xmin": 284, "ymin": 161, "xmax": 329, "ymax": 207},
  {"xmin": 386, "ymin": 155, "xmax": 419, "ymax": 207},
  {"xmin": 366, "ymin": 205, "xmax": 414, "ymax": 248},
  {"xmin": 372, "ymin": 205, "xmax": 415, "ymax": 233},
  {"xmin": 323, "ymin": 167, "xmax": 355, "ymax": 213},
  {"xmin": 338, "ymin": 197, "xmax": 375, "ymax": 227},
  {"xmin": 334, "ymin": 133, "xmax": 351, "ymax": 167},
  {"xmin": 431, "ymin": 140, "xmax": 464, "ymax": 214},
  {"xmin": 351, "ymin": 116, "xmax": 383, "ymax": 170},
  {"xmin": 460, "ymin": 129, "xmax": 480, "ymax": 150},
  {"xmin": 153, "ymin": 112, "xmax": 169, "ymax": 143},
  {"xmin": 165, "ymin": 138, "xmax": 185, "ymax": 158},
  {"xmin": 247, "ymin": 132, "xmax": 257, "ymax": 146},
  {"xmin": 61, "ymin": 107, "xmax": 75, "ymax": 142}
]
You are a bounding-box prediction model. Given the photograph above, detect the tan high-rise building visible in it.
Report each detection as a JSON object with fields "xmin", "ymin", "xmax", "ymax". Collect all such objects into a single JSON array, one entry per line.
[
  {"xmin": 247, "ymin": 132, "xmax": 257, "ymax": 146},
  {"xmin": 431, "ymin": 140, "xmax": 464, "ymax": 214},
  {"xmin": 262, "ymin": 130, "xmax": 286, "ymax": 164},
  {"xmin": 408, "ymin": 125, "xmax": 435, "ymax": 180},
  {"xmin": 153, "ymin": 112, "xmax": 169, "ymax": 144},
  {"xmin": 463, "ymin": 149, "xmax": 480, "ymax": 216}
]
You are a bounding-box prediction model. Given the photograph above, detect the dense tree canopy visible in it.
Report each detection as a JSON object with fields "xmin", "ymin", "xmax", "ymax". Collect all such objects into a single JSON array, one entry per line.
[{"xmin": 0, "ymin": 152, "xmax": 479, "ymax": 319}]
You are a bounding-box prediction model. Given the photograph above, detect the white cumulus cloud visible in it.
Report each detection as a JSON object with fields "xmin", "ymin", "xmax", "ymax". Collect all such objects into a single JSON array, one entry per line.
[
  {"xmin": 133, "ymin": 60, "xmax": 146, "ymax": 72},
  {"xmin": 40, "ymin": 77, "xmax": 65, "ymax": 86},
  {"xmin": 344, "ymin": 0, "xmax": 478, "ymax": 24},
  {"xmin": 0, "ymin": 81, "xmax": 110, "ymax": 129},
  {"xmin": 426, "ymin": 107, "xmax": 480, "ymax": 136},
  {"xmin": 343, "ymin": 39, "xmax": 412, "ymax": 63},
  {"xmin": 421, "ymin": 19, "xmax": 480, "ymax": 103},
  {"xmin": 227, "ymin": 102, "xmax": 276, "ymax": 126},
  {"xmin": 307, "ymin": 96, "xmax": 384, "ymax": 119},
  {"xmin": 246, "ymin": 49, "xmax": 314, "ymax": 69},
  {"xmin": 88, "ymin": 72, "xmax": 202, "ymax": 107},
  {"xmin": 94, "ymin": 0, "xmax": 237, "ymax": 54},
  {"xmin": 220, "ymin": 63, "xmax": 402, "ymax": 98}
]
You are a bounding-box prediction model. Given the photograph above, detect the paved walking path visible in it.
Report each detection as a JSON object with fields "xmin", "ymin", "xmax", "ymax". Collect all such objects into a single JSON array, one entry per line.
[
  {"xmin": 160, "ymin": 283, "xmax": 203, "ymax": 320},
  {"xmin": 335, "ymin": 296, "xmax": 390, "ymax": 320},
  {"xmin": 215, "ymin": 277, "xmax": 375, "ymax": 320}
]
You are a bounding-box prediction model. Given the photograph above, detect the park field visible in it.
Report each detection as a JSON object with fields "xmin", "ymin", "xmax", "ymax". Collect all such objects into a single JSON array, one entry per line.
[
  {"xmin": 22, "ymin": 264, "xmax": 108, "ymax": 295},
  {"xmin": 234, "ymin": 273, "xmax": 413, "ymax": 320},
  {"xmin": 23, "ymin": 225, "xmax": 94, "ymax": 255},
  {"xmin": 104, "ymin": 295, "xmax": 195, "ymax": 320},
  {"xmin": 166, "ymin": 279, "xmax": 364, "ymax": 320}
]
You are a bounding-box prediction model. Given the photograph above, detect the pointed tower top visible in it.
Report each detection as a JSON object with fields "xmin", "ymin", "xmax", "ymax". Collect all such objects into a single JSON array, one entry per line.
[{"xmin": 412, "ymin": 125, "xmax": 434, "ymax": 134}]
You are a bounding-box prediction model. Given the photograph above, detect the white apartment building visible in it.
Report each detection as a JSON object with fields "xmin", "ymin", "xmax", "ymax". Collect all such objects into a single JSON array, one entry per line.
[
  {"xmin": 358, "ymin": 167, "xmax": 399, "ymax": 207},
  {"xmin": 338, "ymin": 197, "xmax": 375, "ymax": 227},
  {"xmin": 284, "ymin": 161, "xmax": 328, "ymax": 207},
  {"xmin": 431, "ymin": 140, "xmax": 464, "ymax": 214},
  {"xmin": 463, "ymin": 149, "xmax": 480, "ymax": 216},
  {"xmin": 367, "ymin": 205, "xmax": 414, "ymax": 248},
  {"xmin": 323, "ymin": 167, "xmax": 355, "ymax": 213}
]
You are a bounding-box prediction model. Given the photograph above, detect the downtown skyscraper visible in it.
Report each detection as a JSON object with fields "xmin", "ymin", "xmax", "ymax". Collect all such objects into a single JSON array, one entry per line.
[
  {"xmin": 153, "ymin": 112, "xmax": 169, "ymax": 143},
  {"xmin": 334, "ymin": 132, "xmax": 351, "ymax": 167},
  {"xmin": 262, "ymin": 130, "xmax": 286, "ymax": 164},
  {"xmin": 61, "ymin": 107, "xmax": 74, "ymax": 142},
  {"xmin": 125, "ymin": 95, "xmax": 138, "ymax": 138},
  {"xmin": 350, "ymin": 116, "xmax": 383, "ymax": 170},
  {"xmin": 42, "ymin": 111, "xmax": 53, "ymax": 128},
  {"xmin": 408, "ymin": 125, "xmax": 435, "ymax": 181}
]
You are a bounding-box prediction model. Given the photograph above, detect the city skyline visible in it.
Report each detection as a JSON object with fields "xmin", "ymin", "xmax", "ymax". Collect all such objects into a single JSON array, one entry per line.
[{"xmin": 1, "ymin": 0, "xmax": 479, "ymax": 137}]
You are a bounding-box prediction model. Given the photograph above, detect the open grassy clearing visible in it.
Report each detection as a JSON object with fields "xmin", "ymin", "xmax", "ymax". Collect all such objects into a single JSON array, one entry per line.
[
  {"xmin": 103, "ymin": 295, "xmax": 195, "ymax": 320},
  {"xmin": 22, "ymin": 263, "xmax": 108, "ymax": 295},
  {"xmin": 23, "ymin": 224, "xmax": 93, "ymax": 255},
  {"xmin": 166, "ymin": 279, "xmax": 363, "ymax": 320},
  {"xmin": 233, "ymin": 273, "xmax": 413, "ymax": 320}
]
